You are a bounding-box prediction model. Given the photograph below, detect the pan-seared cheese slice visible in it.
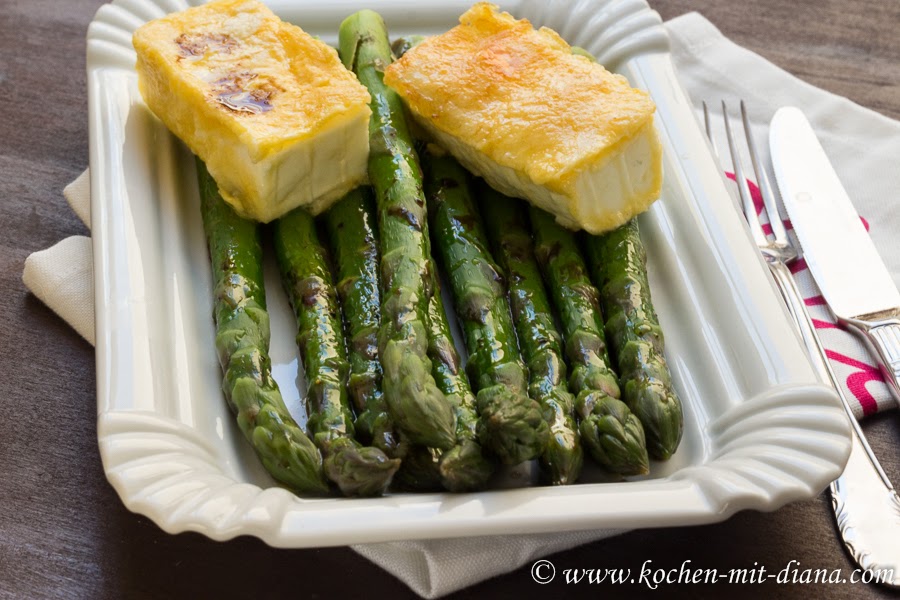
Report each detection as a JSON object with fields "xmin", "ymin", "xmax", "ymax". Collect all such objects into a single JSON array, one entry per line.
[
  {"xmin": 133, "ymin": 0, "xmax": 371, "ymax": 222},
  {"xmin": 383, "ymin": 2, "xmax": 662, "ymax": 234}
]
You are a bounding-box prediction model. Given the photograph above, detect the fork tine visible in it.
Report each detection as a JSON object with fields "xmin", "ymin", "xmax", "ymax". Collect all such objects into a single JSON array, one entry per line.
[
  {"xmin": 722, "ymin": 101, "xmax": 769, "ymax": 248},
  {"xmin": 702, "ymin": 101, "xmax": 719, "ymax": 158},
  {"xmin": 740, "ymin": 101, "xmax": 791, "ymax": 248}
]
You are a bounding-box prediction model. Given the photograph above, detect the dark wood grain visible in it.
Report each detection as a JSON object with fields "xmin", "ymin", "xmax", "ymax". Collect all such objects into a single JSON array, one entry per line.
[{"xmin": 2, "ymin": 0, "xmax": 898, "ymax": 598}]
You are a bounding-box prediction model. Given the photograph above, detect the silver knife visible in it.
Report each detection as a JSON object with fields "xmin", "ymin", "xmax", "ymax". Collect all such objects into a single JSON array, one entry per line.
[
  {"xmin": 770, "ymin": 106, "xmax": 900, "ymax": 401},
  {"xmin": 770, "ymin": 107, "xmax": 900, "ymax": 585}
]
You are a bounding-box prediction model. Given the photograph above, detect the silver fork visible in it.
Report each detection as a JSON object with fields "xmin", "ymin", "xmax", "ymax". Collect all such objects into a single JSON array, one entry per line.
[
  {"xmin": 706, "ymin": 100, "xmax": 900, "ymax": 587},
  {"xmin": 706, "ymin": 101, "xmax": 807, "ymax": 336}
]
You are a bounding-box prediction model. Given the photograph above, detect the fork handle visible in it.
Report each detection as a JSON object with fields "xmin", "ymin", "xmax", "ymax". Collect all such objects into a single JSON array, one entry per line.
[
  {"xmin": 768, "ymin": 262, "xmax": 900, "ymax": 587},
  {"xmin": 768, "ymin": 263, "xmax": 833, "ymax": 379},
  {"xmin": 842, "ymin": 316, "xmax": 900, "ymax": 404},
  {"xmin": 768, "ymin": 262, "xmax": 891, "ymax": 482}
]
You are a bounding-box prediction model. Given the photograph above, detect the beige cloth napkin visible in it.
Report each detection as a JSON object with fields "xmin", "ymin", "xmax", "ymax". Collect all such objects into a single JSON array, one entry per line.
[
  {"xmin": 23, "ymin": 12, "xmax": 900, "ymax": 598},
  {"xmin": 22, "ymin": 170, "xmax": 94, "ymax": 344}
]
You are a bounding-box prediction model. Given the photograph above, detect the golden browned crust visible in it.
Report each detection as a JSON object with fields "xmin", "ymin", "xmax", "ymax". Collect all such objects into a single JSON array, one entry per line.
[
  {"xmin": 133, "ymin": 0, "xmax": 370, "ymax": 161},
  {"xmin": 383, "ymin": 2, "xmax": 657, "ymax": 189}
]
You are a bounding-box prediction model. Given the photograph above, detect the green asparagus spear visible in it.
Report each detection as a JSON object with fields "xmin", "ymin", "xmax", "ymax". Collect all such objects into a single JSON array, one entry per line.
[
  {"xmin": 388, "ymin": 278, "xmax": 494, "ymax": 492},
  {"xmin": 530, "ymin": 207, "xmax": 649, "ymax": 475},
  {"xmin": 196, "ymin": 158, "xmax": 328, "ymax": 496},
  {"xmin": 339, "ymin": 10, "xmax": 456, "ymax": 450},
  {"xmin": 394, "ymin": 186, "xmax": 494, "ymax": 492},
  {"xmin": 322, "ymin": 188, "xmax": 404, "ymax": 459},
  {"xmin": 273, "ymin": 207, "xmax": 400, "ymax": 497},
  {"xmin": 395, "ymin": 198, "xmax": 495, "ymax": 492},
  {"xmin": 584, "ymin": 219, "xmax": 684, "ymax": 460},
  {"xmin": 565, "ymin": 46, "xmax": 680, "ymax": 459},
  {"xmin": 426, "ymin": 278, "xmax": 495, "ymax": 491},
  {"xmin": 422, "ymin": 148, "xmax": 549, "ymax": 465},
  {"xmin": 480, "ymin": 189, "xmax": 583, "ymax": 484}
]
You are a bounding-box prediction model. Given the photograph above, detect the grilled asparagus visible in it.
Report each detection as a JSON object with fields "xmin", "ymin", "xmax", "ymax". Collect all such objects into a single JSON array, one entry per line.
[
  {"xmin": 339, "ymin": 10, "xmax": 456, "ymax": 450},
  {"xmin": 426, "ymin": 276, "xmax": 495, "ymax": 491},
  {"xmin": 323, "ymin": 188, "xmax": 403, "ymax": 459},
  {"xmin": 197, "ymin": 158, "xmax": 328, "ymax": 495},
  {"xmin": 530, "ymin": 206, "xmax": 649, "ymax": 475},
  {"xmin": 584, "ymin": 219, "xmax": 683, "ymax": 460},
  {"xmin": 423, "ymin": 148, "xmax": 549, "ymax": 465},
  {"xmin": 480, "ymin": 188, "xmax": 582, "ymax": 485},
  {"xmin": 273, "ymin": 207, "xmax": 400, "ymax": 496}
]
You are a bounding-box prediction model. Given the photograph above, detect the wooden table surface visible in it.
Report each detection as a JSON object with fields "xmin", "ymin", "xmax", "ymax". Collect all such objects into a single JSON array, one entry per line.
[{"xmin": 2, "ymin": 0, "xmax": 899, "ymax": 597}]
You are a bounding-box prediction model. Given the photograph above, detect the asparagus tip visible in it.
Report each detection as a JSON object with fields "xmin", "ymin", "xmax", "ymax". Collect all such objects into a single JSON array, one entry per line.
[
  {"xmin": 382, "ymin": 340, "xmax": 458, "ymax": 450},
  {"xmin": 541, "ymin": 428, "xmax": 585, "ymax": 486},
  {"xmin": 439, "ymin": 440, "xmax": 495, "ymax": 492},
  {"xmin": 251, "ymin": 423, "xmax": 330, "ymax": 496},
  {"xmin": 323, "ymin": 438, "xmax": 402, "ymax": 497},
  {"xmin": 476, "ymin": 386, "xmax": 550, "ymax": 465},
  {"xmin": 629, "ymin": 382, "xmax": 684, "ymax": 462},
  {"xmin": 577, "ymin": 392, "xmax": 650, "ymax": 476}
]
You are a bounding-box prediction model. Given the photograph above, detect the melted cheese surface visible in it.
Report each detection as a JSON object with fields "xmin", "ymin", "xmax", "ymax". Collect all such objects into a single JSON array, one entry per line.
[
  {"xmin": 384, "ymin": 2, "xmax": 663, "ymax": 232},
  {"xmin": 134, "ymin": 0, "xmax": 371, "ymax": 221}
]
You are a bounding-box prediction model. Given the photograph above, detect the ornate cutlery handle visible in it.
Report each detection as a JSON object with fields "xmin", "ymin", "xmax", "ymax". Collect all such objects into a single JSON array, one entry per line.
[
  {"xmin": 843, "ymin": 316, "xmax": 900, "ymax": 404},
  {"xmin": 766, "ymin": 264, "xmax": 900, "ymax": 587}
]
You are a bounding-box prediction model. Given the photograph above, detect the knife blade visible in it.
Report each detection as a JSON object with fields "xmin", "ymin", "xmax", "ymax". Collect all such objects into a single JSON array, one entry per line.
[{"xmin": 770, "ymin": 106, "xmax": 900, "ymax": 401}]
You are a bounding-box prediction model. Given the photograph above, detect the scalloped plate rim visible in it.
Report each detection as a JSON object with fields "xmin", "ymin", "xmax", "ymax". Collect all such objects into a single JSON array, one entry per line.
[{"xmin": 87, "ymin": 0, "xmax": 852, "ymax": 548}]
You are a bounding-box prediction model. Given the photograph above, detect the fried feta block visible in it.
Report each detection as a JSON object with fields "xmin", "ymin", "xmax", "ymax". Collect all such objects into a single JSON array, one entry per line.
[
  {"xmin": 383, "ymin": 2, "xmax": 662, "ymax": 234},
  {"xmin": 133, "ymin": 0, "xmax": 371, "ymax": 222}
]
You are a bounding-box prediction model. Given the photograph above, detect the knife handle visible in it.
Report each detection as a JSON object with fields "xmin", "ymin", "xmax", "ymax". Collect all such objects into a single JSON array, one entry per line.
[{"xmin": 843, "ymin": 316, "xmax": 900, "ymax": 402}]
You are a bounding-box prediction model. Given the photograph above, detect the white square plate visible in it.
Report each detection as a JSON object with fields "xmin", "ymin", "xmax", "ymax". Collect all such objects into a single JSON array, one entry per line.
[{"xmin": 87, "ymin": 0, "xmax": 851, "ymax": 547}]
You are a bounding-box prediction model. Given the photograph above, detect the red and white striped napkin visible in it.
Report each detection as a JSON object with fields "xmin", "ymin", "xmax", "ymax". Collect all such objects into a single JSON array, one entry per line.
[
  {"xmin": 684, "ymin": 13, "xmax": 900, "ymax": 418},
  {"xmin": 723, "ymin": 174, "xmax": 894, "ymax": 417}
]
